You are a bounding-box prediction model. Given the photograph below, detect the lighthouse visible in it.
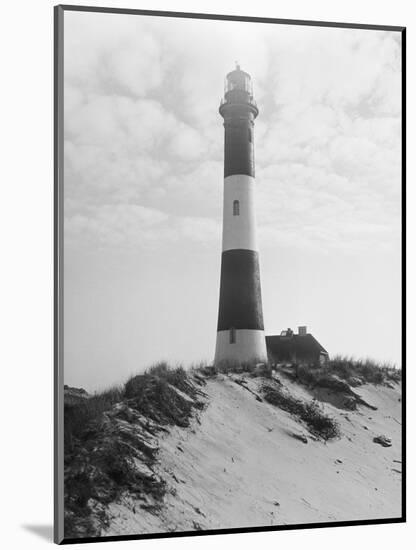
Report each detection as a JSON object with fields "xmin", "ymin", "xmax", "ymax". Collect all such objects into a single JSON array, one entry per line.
[{"xmin": 214, "ymin": 65, "xmax": 268, "ymax": 366}]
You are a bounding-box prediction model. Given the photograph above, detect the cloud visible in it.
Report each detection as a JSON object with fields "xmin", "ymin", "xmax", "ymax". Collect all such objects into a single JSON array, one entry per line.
[
  {"xmin": 65, "ymin": 204, "xmax": 168, "ymax": 247},
  {"xmin": 265, "ymin": 26, "xmax": 400, "ymax": 115},
  {"xmin": 64, "ymin": 95, "xmax": 214, "ymax": 208},
  {"xmin": 65, "ymin": 203, "xmax": 220, "ymax": 249},
  {"xmin": 168, "ymin": 124, "xmax": 207, "ymax": 161},
  {"xmin": 63, "ymin": 12, "xmax": 401, "ymax": 254},
  {"xmin": 256, "ymin": 160, "xmax": 400, "ymax": 253},
  {"xmin": 64, "ymin": 12, "xmax": 163, "ymax": 97}
]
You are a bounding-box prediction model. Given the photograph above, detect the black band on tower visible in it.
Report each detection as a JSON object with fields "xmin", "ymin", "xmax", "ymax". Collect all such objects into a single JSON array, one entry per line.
[
  {"xmin": 219, "ymin": 78, "xmax": 258, "ymax": 179},
  {"xmin": 223, "ymin": 117, "xmax": 255, "ymax": 178},
  {"xmin": 217, "ymin": 249, "xmax": 265, "ymax": 331}
]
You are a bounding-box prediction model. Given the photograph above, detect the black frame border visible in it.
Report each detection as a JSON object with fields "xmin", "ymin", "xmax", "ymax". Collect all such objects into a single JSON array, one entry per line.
[{"xmin": 54, "ymin": 4, "xmax": 406, "ymax": 545}]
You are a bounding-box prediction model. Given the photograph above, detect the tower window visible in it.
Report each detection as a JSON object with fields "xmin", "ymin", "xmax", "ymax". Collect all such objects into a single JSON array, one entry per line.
[
  {"xmin": 248, "ymin": 128, "xmax": 253, "ymax": 143},
  {"xmin": 233, "ymin": 200, "xmax": 240, "ymax": 216},
  {"xmin": 230, "ymin": 327, "xmax": 236, "ymax": 344}
]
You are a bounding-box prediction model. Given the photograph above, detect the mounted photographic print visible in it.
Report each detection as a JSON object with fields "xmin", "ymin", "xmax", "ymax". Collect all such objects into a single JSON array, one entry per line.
[{"xmin": 54, "ymin": 5, "xmax": 406, "ymax": 544}]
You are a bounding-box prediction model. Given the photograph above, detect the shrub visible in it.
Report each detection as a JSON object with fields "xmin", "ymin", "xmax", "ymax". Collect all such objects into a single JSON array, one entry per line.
[
  {"xmin": 64, "ymin": 362, "xmax": 203, "ymax": 538},
  {"xmin": 384, "ymin": 367, "xmax": 402, "ymax": 383},
  {"xmin": 262, "ymin": 383, "xmax": 340, "ymax": 441},
  {"xmin": 125, "ymin": 362, "xmax": 190, "ymax": 396},
  {"xmin": 216, "ymin": 359, "xmax": 267, "ymax": 375},
  {"xmin": 262, "ymin": 384, "xmax": 304, "ymax": 416},
  {"xmin": 296, "ymin": 365, "xmax": 353, "ymax": 393},
  {"xmin": 125, "ymin": 375, "xmax": 194, "ymax": 426},
  {"xmin": 65, "ymin": 386, "xmax": 124, "ymax": 453},
  {"xmin": 301, "ymin": 401, "xmax": 341, "ymax": 440},
  {"xmin": 293, "ymin": 356, "xmax": 401, "ymax": 388},
  {"xmin": 124, "ymin": 362, "xmax": 204, "ymax": 426},
  {"xmin": 329, "ymin": 356, "xmax": 402, "ymax": 385}
]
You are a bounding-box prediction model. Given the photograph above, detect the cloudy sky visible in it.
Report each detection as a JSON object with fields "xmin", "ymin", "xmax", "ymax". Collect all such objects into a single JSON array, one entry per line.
[{"xmin": 63, "ymin": 11, "xmax": 402, "ymax": 391}]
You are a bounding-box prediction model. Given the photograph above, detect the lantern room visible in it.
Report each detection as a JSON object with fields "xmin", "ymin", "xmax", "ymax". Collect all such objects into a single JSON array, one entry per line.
[
  {"xmin": 224, "ymin": 64, "xmax": 253, "ymax": 96},
  {"xmin": 220, "ymin": 63, "xmax": 258, "ymax": 119}
]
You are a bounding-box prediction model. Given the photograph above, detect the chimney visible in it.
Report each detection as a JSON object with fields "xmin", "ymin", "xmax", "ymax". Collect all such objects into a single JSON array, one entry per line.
[{"xmin": 298, "ymin": 326, "xmax": 307, "ymax": 336}]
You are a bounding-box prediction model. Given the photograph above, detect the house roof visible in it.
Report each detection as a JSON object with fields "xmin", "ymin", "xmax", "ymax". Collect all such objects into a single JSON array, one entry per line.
[{"xmin": 266, "ymin": 333, "xmax": 328, "ymax": 359}]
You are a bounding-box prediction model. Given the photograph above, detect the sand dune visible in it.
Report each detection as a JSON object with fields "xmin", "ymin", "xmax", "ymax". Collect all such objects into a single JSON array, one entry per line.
[{"xmin": 104, "ymin": 373, "xmax": 402, "ymax": 535}]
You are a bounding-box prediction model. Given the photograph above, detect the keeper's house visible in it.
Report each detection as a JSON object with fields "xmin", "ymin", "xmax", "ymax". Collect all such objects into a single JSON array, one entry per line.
[{"xmin": 266, "ymin": 326, "xmax": 329, "ymax": 365}]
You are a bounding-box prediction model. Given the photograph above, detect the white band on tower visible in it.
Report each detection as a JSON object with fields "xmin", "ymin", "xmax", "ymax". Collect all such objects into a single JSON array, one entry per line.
[{"xmin": 222, "ymin": 175, "xmax": 258, "ymax": 253}]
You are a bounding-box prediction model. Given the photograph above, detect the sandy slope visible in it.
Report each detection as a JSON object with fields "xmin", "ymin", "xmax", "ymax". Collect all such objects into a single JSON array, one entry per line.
[{"xmin": 105, "ymin": 374, "xmax": 402, "ymax": 535}]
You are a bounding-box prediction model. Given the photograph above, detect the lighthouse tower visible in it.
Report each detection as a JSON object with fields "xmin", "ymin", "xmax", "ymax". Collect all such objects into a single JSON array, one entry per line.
[{"xmin": 214, "ymin": 65, "xmax": 268, "ymax": 366}]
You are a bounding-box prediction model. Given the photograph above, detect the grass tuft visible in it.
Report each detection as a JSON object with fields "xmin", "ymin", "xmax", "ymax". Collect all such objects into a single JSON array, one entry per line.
[
  {"xmin": 293, "ymin": 356, "xmax": 401, "ymax": 388},
  {"xmin": 64, "ymin": 362, "xmax": 205, "ymax": 539}
]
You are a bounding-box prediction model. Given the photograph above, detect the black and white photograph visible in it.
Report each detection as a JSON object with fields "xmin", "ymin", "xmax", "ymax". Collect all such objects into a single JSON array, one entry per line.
[{"xmin": 55, "ymin": 5, "xmax": 404, "ymax": 544}]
